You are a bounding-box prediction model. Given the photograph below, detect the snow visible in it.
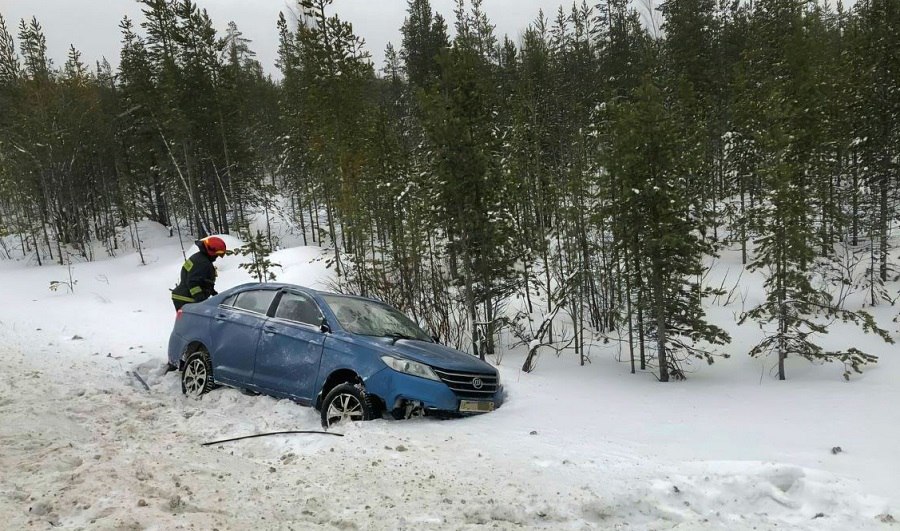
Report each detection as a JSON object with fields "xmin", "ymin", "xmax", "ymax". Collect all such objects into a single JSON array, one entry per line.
[{"xmin": 0, "ymin": 222, "xmax": 897, "ymax": 529}]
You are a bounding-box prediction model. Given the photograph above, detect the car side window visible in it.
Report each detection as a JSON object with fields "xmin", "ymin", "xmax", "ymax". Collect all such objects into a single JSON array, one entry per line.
[
  {"xmin": 233, "ymin": 290, "xmax": 277, "ymax": 315},
  {"xmin": 221, "ymin": 294, "xmax": 237, "ymax": 307},
  {"xmin": 274, "ymin": 292, "xmax": 322, "ymax": 327}
]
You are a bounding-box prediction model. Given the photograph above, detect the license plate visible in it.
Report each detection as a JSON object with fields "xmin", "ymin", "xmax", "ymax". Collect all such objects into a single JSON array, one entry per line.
[{"xmin": 459, "ymin": 400, "xmax": 494, "ymax": 413}]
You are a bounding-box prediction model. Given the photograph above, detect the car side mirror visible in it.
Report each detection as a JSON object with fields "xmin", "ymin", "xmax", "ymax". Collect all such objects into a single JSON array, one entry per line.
[
  {"xmin": 431, "ymin": 335, "xmax": 440, "ymax": 343},
  {"xmin": 320, "ymin": 318, "xmax": 331, "ymax": 334}
]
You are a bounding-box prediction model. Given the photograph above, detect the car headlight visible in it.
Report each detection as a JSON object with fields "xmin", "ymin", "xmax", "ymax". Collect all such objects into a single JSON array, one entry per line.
[{"xmin": 381, "ymin": 355, "xmax": 440, "ymax": 381}]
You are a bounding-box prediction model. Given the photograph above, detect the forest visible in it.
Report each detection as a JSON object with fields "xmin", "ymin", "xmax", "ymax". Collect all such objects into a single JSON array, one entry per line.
[{"xmin": 0, "ymin": 0, "xmax": 898, "ymax": 382}]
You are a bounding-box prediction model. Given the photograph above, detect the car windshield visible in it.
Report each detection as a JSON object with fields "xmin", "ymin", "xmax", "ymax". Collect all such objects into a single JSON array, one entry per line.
[{"xmin": 322, "ymin": 295, "xmax": 431, "ymax": 341}]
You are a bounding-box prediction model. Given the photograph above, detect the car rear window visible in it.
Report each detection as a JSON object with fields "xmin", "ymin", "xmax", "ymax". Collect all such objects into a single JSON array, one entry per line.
[{"xmin": 233, "ymin": 290, "xmax": 277, "ymax": 315}]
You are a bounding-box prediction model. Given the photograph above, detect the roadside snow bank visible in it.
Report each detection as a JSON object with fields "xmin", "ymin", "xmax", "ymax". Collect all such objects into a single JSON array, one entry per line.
[{"xmin": 0, "ymin": 337, "xmax": 893, "ymax": 530}]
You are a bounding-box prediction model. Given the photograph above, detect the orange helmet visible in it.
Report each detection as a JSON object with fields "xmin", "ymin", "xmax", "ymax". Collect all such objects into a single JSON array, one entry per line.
[{"xmin": 202, "ymin": 236, "xmax": 227, "ymax": 258}]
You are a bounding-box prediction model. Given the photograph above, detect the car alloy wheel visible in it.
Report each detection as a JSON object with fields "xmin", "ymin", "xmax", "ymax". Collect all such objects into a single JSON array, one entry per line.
[
  {"xmin": 321, "ymin": 382, "xmax": 376, "ymax": 428},
  {"xmin": 181, "ymin": 350, "xmax": 214, "ymax": 397},
  {"xmin": 183, "ymin": 359, "xmax": 207, "ymax": 396},
  {"xmin": 328, "ymin": 394, "xmax": 363, "ymax": 423}
]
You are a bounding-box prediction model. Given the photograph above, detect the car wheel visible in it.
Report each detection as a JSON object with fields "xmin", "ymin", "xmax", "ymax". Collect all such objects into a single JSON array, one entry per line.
[
  {"xmin": 182, "ymin": 349, "xmax": 214, "ymax": 398},
  {"xmin": 321, "ymin": 383, "xmax": 376, "ymax": 428}
]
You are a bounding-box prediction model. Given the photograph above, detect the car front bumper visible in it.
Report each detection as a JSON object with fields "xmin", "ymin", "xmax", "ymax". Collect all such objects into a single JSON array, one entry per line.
[{"xmin": 365, "ymin": 368, "xmax": 504, "ymax": 415}]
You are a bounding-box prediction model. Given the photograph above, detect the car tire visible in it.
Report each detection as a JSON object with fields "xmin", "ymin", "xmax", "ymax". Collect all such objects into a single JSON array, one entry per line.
[
  {"xmin": 182, "ymin": 349, "xmax": 214, "ymax": 398},
  {"xmin": 320, "ymin": 383, "xmax": 377, "ymax": 428}
]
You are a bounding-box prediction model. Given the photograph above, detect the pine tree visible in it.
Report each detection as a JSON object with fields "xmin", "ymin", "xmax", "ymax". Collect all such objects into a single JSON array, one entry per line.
[
  {"xmin": 604, "ymin": 76, "xmax": 730, "ymax": 381},
  {"xmin": 418, "ymin": 1, "xmax": 518, "ymax": 358},
  {"xmin": 236, "ymin": 231, "xmax": 281, "ymax": 282},
  {"xmin": 400, "ymin": 0, "xmax": 449, "ymax": 88},
  {"xmin": 739, "ymin": 0, "xmax": 893, "ymax": 380},
  {"xmin": 846, "ymin": 0, "xmax": 900, "ymax": 305},
  {"xmin": 117, "ymin": 15, "xmax": 169, "ymax": 225},
  {"xmin": 0, "ymin": 14, "xmax": 20, "ymax": 84}
]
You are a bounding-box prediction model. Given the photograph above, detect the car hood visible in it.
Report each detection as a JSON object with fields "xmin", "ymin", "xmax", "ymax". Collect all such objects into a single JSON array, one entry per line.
[{"xmin": 358, "ymin": 336, "xmax": 497, "ymax": 374}]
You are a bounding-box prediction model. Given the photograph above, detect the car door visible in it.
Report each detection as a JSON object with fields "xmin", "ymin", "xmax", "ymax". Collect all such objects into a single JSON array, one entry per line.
[
  {"xmin": 253, "ymin": 290, "xmax": 326, "ymax": 403},
  {"xmin": 209, "ymin": 289, "xmax": 278, "ymax": 386}
]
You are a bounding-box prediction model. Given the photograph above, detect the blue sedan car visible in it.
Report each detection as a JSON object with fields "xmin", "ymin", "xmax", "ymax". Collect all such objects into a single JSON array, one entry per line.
[{"xmin": 168, "ymin": 283, "xmax": 503, "ymax": 427}]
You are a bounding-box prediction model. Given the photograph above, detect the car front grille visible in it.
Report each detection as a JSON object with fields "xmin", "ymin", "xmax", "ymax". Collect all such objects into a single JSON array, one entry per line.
[{"xmin": 432, "ymin": 368, "xmax": 499, "ymax": 398}]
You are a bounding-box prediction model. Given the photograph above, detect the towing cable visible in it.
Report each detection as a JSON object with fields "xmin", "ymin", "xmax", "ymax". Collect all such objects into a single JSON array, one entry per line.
[{"xmin": 202, "ymin": 430, "xmax": 343, "ymax": 446}]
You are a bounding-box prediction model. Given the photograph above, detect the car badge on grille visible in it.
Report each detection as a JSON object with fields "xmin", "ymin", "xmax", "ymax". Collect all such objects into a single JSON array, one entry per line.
[{"xmin": 472, "ymin": 378, "xmax": 483, "ymax": 389}]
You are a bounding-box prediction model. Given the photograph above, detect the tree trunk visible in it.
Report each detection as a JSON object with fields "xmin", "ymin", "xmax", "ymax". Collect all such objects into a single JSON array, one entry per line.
[
  {"xmin": 326, "ymin": 203, "xmax": 341, "ymax": 276},
  {"xmin": 652, "ymin": 261, "xmax": 668, "ymax": 382},
  {"xmin": 879, "ymin": 161, "xmax": 888, "ymax": 283},
  {"xmin": 625, "ymin": 257, "xmax": 635, "ymax": 374},
  {"xmin": 851, "ymin": 150, "xmax": 858, "ymax": 247},
  {"xmin": 464, "ymin": 257, "xmax": 479, "ymax": 359},
  {"xmin": 778, "ymin": 223, "xmax": 787, "ymax": 381},
  {"xmin": 740, "ymin": 172, "xmax": 747, "ymax": 265}
]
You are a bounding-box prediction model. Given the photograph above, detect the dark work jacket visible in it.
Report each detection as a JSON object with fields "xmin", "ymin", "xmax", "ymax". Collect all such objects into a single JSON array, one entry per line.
[{"xmin": 171, "ymin": 243, "xmax": 217, "ymax": 309}]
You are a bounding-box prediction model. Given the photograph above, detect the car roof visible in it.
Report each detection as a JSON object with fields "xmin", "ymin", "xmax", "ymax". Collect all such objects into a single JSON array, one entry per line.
[
  {"xmin": 226, "ymin": 283, "xmax": 381, "ymax": 303},
  {"xmin": 227, "ymin": 282, "xmax": 320, "ymax": 296}
]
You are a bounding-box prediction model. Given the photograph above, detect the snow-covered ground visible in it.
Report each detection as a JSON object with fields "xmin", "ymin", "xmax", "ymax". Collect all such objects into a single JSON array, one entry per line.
[{"xmin": 0, "ymin": 222, "xmax": 897, "ymax": 530}]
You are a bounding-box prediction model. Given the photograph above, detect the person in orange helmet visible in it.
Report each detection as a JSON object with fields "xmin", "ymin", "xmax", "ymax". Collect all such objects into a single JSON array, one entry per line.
[{"xmin": 171, "ymin": 236, "xmax": 227, "ymax": 310}]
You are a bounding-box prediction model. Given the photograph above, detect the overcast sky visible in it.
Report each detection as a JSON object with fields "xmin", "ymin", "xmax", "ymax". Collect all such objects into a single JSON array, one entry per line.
[{"xmin": 1, "ymin": 0, "xmax": 578, "ymax": 77}]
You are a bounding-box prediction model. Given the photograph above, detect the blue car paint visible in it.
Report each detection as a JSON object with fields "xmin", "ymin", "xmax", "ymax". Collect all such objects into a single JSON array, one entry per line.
[
  {"xmin": 168, "ymin": 283, "xmax": 503, "ymax": 416},
  {"xmin": 254, "ymin": 317, "xmax": 326, "ymax": 402},
  {"xmin": 368, "ymin": 337, "xmax": 498, "ymax": 372},
  {"xmin": 364, "ymin": 366, "xmax": 464, "ymax": 411},
  {"xmin": 209, "ymin": 303, "xmax": 265, "ymax": 383}
]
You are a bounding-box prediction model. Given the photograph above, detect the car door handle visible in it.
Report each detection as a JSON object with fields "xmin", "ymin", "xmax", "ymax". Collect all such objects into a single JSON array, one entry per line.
[
  {"xmin": 215, "ymin": 313, "xmax": 227, "ymax": 322},
  {"xmin": 263, "ymin": 325, "xmax": 277, "ymax": 335}
]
